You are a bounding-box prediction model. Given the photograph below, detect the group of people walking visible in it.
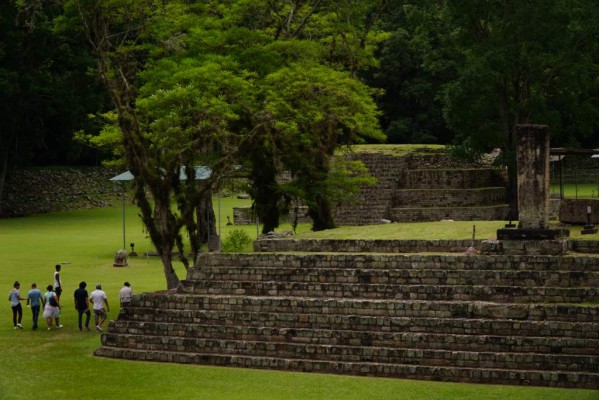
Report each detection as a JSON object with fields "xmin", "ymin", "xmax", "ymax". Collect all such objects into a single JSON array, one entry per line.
[{"xmin": 9, "ymin": 264, "xmax": 133, "ymax": 332}]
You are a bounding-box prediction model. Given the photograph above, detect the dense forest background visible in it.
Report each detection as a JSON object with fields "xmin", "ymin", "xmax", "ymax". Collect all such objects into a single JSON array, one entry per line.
[{"xmin": 1, "ymin": 0, "xmax": 598, "ymax": 193}]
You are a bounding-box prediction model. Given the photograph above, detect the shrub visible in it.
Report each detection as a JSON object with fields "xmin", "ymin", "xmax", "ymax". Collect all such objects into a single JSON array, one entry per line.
[{"xmin": 222, "ymin": 229, "xmax": 253, "ymax": 252}]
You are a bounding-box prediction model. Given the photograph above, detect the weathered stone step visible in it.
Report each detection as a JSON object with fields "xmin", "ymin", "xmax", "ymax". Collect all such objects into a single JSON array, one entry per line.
[
  {"xmin": 183, "ymin": 280, "xmax": 599, "ymax": 303},
  {"xmin": 399, "ymin": 168, "xmax": 506, "ymax": 189},
  {"xmin": 189, "ymin": 267, "xmax": 599, "ymax": 288},
  {"xmin": 117, "ymin": 307, "xmax": 599, "ymax": 340},
  {"xmin": 130, "ymin": 295, "xmax": 599, "ymax": 324},
  {"xmin": 108, "ymin": 320, "xmax": 599, "ymax": 355},
  {"xmin": 100, "ymin": 332, "xmax": 599, "ymax": 373},
  {"xmin": 334, "ymin": 205, "xmax": 389, "ymax": 219},
  {"xmin": 93, "ymin": 347, "xmax": 599, "ymax": 389},
  {"xmin": 199, "ymin": 253, "xmax": 599, "ymax": 272},
  {"xmin": 389, "ymin": 205, "xmax": 509, "ymax": 222},
  {"xmin": 119, "ymin": 307, "xmax": 599, "ymax": 340},
  {"xmin": 393, "ymin": 187, "xmax": 506, "ymax": 208}
]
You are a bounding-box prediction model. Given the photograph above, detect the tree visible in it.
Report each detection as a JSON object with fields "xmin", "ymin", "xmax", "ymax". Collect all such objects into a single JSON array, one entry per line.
[
  {"xmin": 67, "ymin": 0, "xmax": 256, "ymax": 289},
  {"xmin": 260, "ymin": 64, "xmax": 384, "ymax": 230},
  {"xmin": 224, "ymin": 0, "xmax": 388, "ymax": 231},
  {"xmin": 0, "ymin": 0, "xmax": 107, "ymax": 214},
  {"xmin": 411, "ymin": 0, "xmax": 599, "ymax": 214},
  {"xmin": 363, "ymin": 0, "xmax": 455, "ymax": 145},
  {"xmin": 68, "ymin": 0, "xmax": 386, "ymax": 292}
]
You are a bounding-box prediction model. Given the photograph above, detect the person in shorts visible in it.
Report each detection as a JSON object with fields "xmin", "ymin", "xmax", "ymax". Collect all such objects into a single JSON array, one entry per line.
[
  {"xmin": 42, "ymin": 285, "xmax": 62, "ymax": 330},
  {"xmin": 90, "ymin": 283, "xmax": 110, "ymax": 332}
]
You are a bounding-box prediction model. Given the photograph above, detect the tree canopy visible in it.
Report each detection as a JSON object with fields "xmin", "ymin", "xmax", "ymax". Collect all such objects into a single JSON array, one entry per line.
[{"xmin": 61, "ymin": 0, "xmax": 386, "ymax": 288}]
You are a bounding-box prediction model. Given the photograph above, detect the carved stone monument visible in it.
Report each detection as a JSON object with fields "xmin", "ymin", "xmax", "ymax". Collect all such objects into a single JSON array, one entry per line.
[
  {"xmin": 113, "ymin": 249, "xmax": 128, "ymax": 267},
  {"xmin": 484, "ymin": 124, "xmax": 569, "ymax": 255}
]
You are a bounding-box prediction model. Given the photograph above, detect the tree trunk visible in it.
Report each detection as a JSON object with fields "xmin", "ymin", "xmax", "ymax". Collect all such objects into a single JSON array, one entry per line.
[
  {"xmin": 309, "ymin": 192, "xmax": 336, "ymax": 231},
  {"xmin": 197, "ymin": 189, "xmax": 217, "ymax": 245},
  {"xmin": 160, "ymin": 253, "xmax": 180, "ymax": 290}
]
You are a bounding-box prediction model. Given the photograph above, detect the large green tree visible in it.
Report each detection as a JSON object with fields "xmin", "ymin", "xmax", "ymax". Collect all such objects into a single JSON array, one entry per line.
[
  {"xmin": 221, "ymin": 0, "xmax": 388, "ymax": 232},
  {"xmin": 259, "ymin": 64, "xmax": 383, "ymax": 231},
  {"xmin": 68, "ymin": 0, "xmax": 385, "ymax": 287}
]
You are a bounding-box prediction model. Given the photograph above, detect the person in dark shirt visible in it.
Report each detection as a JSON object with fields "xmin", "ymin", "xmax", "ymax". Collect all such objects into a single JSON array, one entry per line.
[{"xmin": 73, "ymin": 281, "xmax": 91, "ymax": 331}]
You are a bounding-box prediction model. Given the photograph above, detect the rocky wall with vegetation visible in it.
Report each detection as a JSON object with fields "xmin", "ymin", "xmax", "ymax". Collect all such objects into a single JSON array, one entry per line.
[{"xmin": 0, "ymin": 167, "xmax": 122, "ymax": 217}]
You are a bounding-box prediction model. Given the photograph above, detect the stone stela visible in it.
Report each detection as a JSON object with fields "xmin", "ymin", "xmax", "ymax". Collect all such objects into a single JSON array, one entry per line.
[{"xmin": 489, "ymin": 124, "xmax": 569, "ymax": 254}]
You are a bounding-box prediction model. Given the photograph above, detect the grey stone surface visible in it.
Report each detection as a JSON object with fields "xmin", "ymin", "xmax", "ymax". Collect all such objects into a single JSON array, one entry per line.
[{"xmin": 96, "ymin": 248, "xmax": 599, "ymax": 388}]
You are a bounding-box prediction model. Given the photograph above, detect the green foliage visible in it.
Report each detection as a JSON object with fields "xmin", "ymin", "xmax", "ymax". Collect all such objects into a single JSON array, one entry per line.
[
  {"xmin": 326, "ymin": 157, "xmax": 378, "ymax": 207},
  {"xmin": 439, "ymin": 0, "xmax": 599, "ymax": 151},
  {"xmin": 222, "ymin": 228, "xmax": 253, "ymax": 252},
  {"xmin": 258, "ymin": 63, "xmax": 384, "ymax": 230}
]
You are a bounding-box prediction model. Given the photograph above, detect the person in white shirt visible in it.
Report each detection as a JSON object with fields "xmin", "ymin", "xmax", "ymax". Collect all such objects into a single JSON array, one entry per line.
[
  {"xmin": 89, "ymin": 283, "xmax": 110, "ymax": 332},
  {"xmin": 53, "ymin": 264, "xmax": 62, "ymax": 300},
  {"xmin": 119, "ymin": 282, "xmax": 133, "ymax": 308}
]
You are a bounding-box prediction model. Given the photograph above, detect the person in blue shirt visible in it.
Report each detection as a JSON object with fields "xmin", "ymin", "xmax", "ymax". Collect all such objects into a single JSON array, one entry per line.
[
  {"xmin": 8, "ymin": 281, "xmax": 25, "ymax": 329},
  {"xmin": 26, "ymin": 283, "xmax": 43, "ymax": 330}
]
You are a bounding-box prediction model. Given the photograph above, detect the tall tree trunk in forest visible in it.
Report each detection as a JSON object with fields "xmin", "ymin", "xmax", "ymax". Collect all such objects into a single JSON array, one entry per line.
[
  {"xmin": 196, "ymin": 189, "xmax": 217, "ymax": 247},
  {"xmin": 309, "ymin": 193, "xmax": 335, "ymax": 231},
  {"xmin": 75, "ymin": 0, "xmax": 183, "ymax": 289}
]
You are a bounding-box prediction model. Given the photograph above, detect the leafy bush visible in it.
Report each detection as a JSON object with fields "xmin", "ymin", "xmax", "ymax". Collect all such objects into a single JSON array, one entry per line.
[{"xmin": 222, "ymin": 229, "xmax": 253, "ymax": 252}]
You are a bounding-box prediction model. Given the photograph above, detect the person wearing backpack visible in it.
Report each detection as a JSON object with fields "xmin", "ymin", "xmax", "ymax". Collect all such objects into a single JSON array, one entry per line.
[{"xmin": 42, "ymin": 285, "xmax": 62, "ymax": 330}]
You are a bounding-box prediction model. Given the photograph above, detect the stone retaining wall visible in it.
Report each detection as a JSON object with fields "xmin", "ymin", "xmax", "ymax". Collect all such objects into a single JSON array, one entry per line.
[
  {"xmin": 393, "ymin": 188, "xmax": 506, "ymax": 208},
  {"xmin": 399, "ymin": 168, "xmax": 507, "ymax": 189},
  {"xmin": 0, "ymin": 167, "xmax": 120, "ymax": 217},
  {"xmin": 254, "ymin": 238, "xmax": 599, "ymax": 254},
  {"xmin": 96, "ymin": 249, "xmax": 599, "ymax": 388},
  {"xmin": 253, "ymin": 238, "xmax": 480, "ymax": 253},
  {"xmin": 560, "ymin": 199, "xmax": 599, "ymax": 224},
  {"xmin": 233, "ymin": 206, "xmax": 311, "ymax": 225},
  {"xmin": 334, "ymin": 151, "xmax": 509, "ymax": 224}
]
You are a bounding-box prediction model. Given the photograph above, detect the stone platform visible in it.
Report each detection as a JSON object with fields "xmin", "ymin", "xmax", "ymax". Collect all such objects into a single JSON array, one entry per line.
[{"xmin": 96, "ymin": 246, "xmax": 599, "ymax": 389}]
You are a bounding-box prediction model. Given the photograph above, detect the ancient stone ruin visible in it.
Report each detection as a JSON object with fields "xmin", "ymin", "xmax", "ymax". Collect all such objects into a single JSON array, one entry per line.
[
  {"xmin": 93, "ymin": 137, "xmax": 598, "ymax": 389},
  {"xmin": 96, "ymin": 239, "xmax": 599, "ymax": 388},
  {"xmin": 490, "ymin": 124, "xmax": 569, "ymax": 255},
  {"xmin": 233, "ymin": 148, "xmax": 510, "ymax": 225}
]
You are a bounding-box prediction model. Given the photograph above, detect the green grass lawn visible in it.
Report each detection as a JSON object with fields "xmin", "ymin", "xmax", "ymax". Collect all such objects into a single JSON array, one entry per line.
[
  {"xmin": 551, "ymin": 183, "xmax": 599, "ymax": 199},
  {"xmin": 0, "ymin": 201, "xmax": 597, "ymax": 399},
  {"xmin": 297, "ymin": 220, "xmax": 599, "ymax": 240}
]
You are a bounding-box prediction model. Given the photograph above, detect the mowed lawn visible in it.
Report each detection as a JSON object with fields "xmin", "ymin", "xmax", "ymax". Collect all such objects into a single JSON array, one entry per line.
[{"xmin": 0, "ymin": 202, "xmax": 597, "ymax": 400}]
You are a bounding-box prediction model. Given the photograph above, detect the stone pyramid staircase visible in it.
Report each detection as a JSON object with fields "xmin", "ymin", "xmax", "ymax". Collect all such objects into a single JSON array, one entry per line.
[
  {"xmin": 334, "ymin": 150, "xmax": 509, "ymax": 224},
  {"xmin": 95, "ymin": 249, "xmax": 599, "ymax": 389}
]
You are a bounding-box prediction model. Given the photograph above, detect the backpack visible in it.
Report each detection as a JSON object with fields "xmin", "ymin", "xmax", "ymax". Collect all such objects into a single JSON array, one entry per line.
[{"xmin": 49, "ymin": 294, "xmax": 59, "ymax": 307}]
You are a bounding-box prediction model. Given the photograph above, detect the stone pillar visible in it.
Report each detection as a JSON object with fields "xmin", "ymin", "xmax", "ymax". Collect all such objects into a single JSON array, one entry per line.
[
  {"xmin": 516, "ymin": 124, "xmax": 551, "ymax": 229},
  {"xmin": 492, "ymin": 124, "xmax": 569, "ymax": 251}
]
